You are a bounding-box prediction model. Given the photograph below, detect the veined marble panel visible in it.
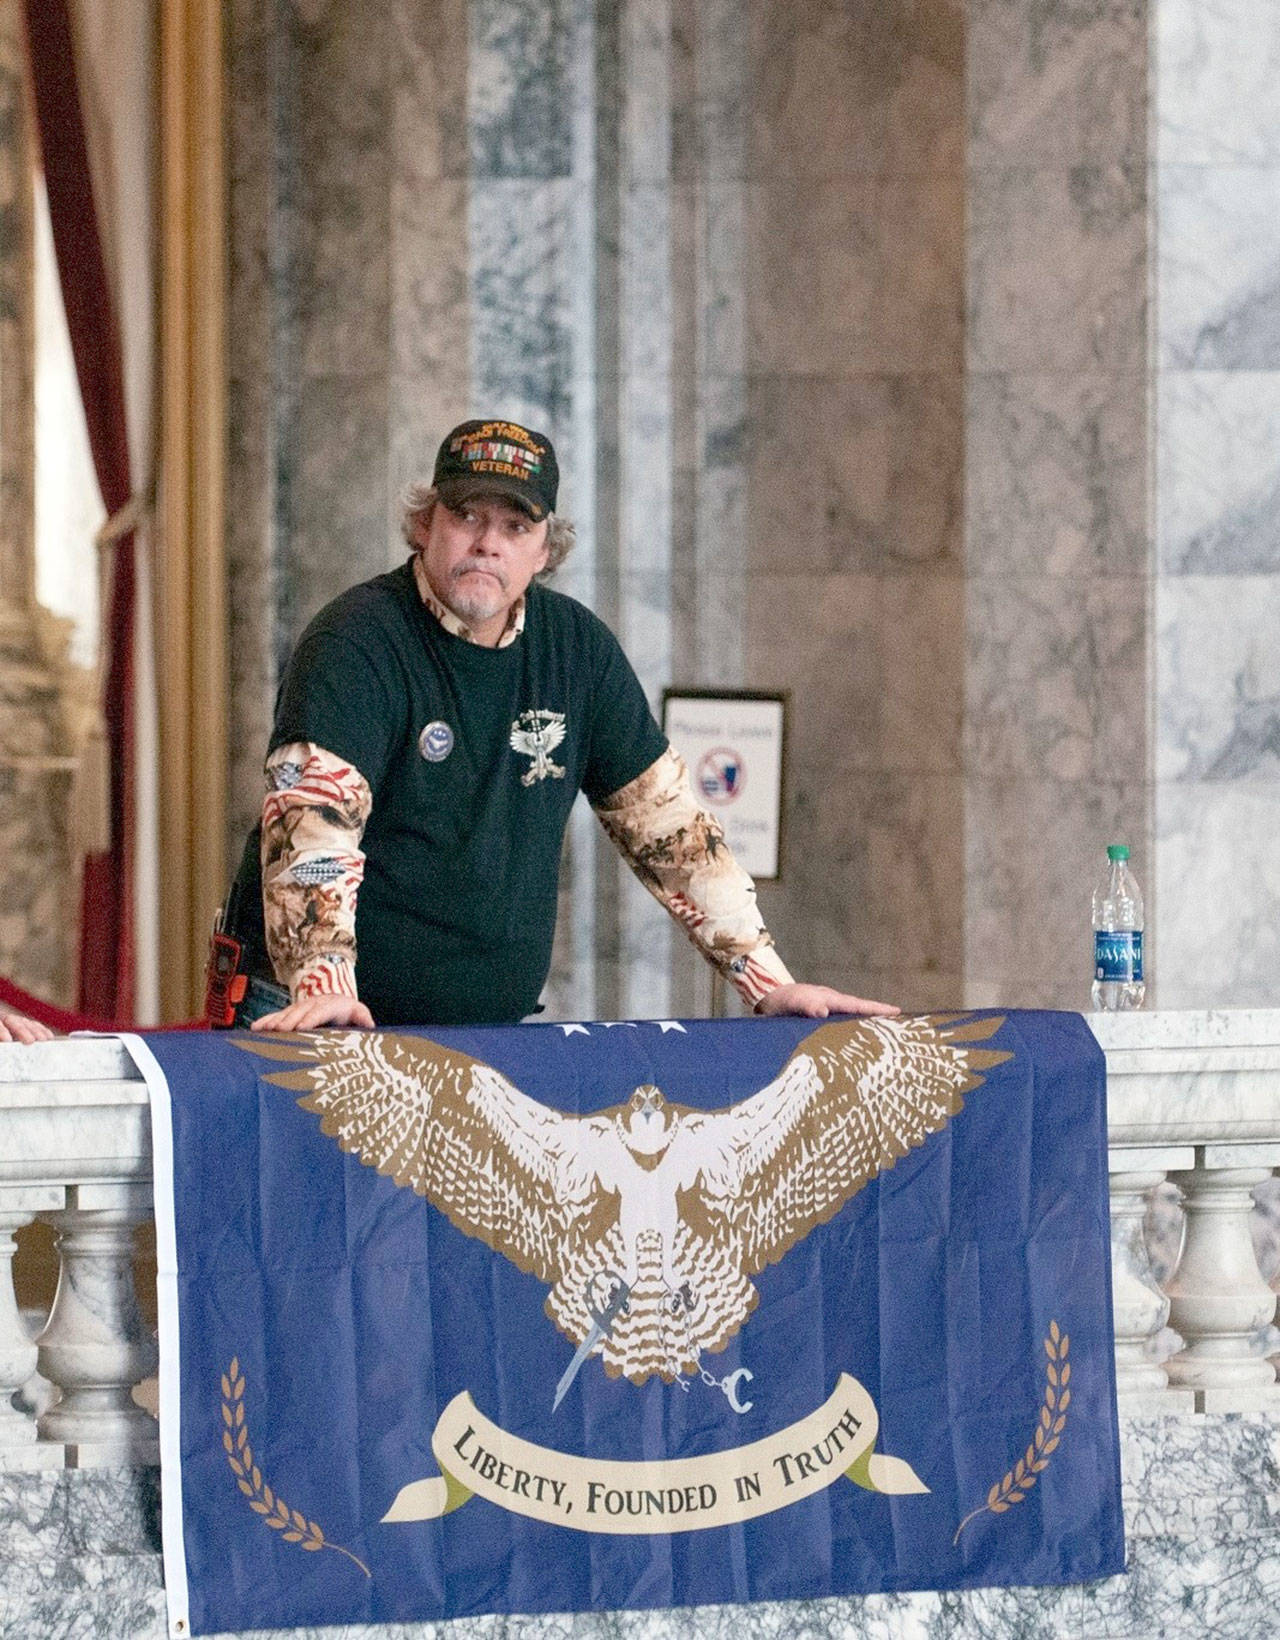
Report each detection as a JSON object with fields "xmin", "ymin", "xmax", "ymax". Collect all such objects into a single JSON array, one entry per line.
[
  {"xmin": 225, "ymin": 5, "xmax": 276, "ymax": 343},
  {"xmin": 386, "ymin": 178, "xmax": 471, "ymax": 512},
  {"xmin": 967, "ymin": 163, "xmax": 1146, "ymax": 373},
  {"xmin": 387, "ymin": 177, "xmax": 471, "ymax": 388},
  {"xmin": 390, "ymin": 0, "xmax": 471, "ymax": 182},
  {"xmin": 696, "ymin": 184, "xmax": 749, "ymax": 379},
  {"xmin": 1156, "ymin": 576, "xmax": 1280, "ymax": 781},
  {"xmin": 748, "ymin": 0, "xmax": 963, "ymax": 178},
  {"xmin": 225, "ymin": 0, "xmax": 283, "ymax": 850},
  {"xmin": 748, "ymin": 571, "xmax": 882, "ymax": 779},
  {"xmin": 1154, "ymin": 780, "xmax": 1280, "ymax": 1009},
  {"xmin": 745, "ymin": 374, "xmax": 963, "ymax": 576},
  {"xmin": 225, "ymin": 374, "xmax": 278, "ymax": 848},
  {"xmin": 1158, "ymin": 165, "xmax": 1280, "ymax": 369},
  {"xmin": 1081, "ymin": 1520, "xmax": 1280, "ymax": 1638},
  {"xmin": 968, "ymin": 0, "xmax": 1146, "ymax": 167},
  {"xmin": 879, "ymin": 575, "xmax": 965, "ymax": 775},
  {"xmin": 386, "ymin": 0, "xmax": 470, "ymax": 539},
  {"xmin": 749, "ymin": 569, "xmax": 962, "ymax": 780},
  {"xmin": 1157, "ymin": 370, "xmax": 1280, "ymax": 574},
  {"xmin": 294, "ymin": 174, "xmax": 393, "ymax": 380},
  {"xmin": 747, "ymin": 172, "xmax": 964, "ymax": 377},
  {"xmin": 966, "ymin": 576, "xmax": 1146, "ymax": 783},
  {"xmin": 691, "ymin": 375, "xmax": 748, "ymax": 584},
  {"xmin": 1156, "ymin": 0, "xmax": 1280, "ymax": 165},
  {"xmin": 967, "ymin": 372, "xmax": 1147, "ymax": 577},
  {"xmin": 611, "ymin": 0, "xmax": 675, "ymax": 1023},
  {"xmin": 964, "ymin": 777, "xmax": 1147, "ymax": 1012},
  {"xmin": 619, "ymin": 0, "xmax": 673, "ymax": 186},
  {"xmin": 754, "ymin": 767, "xmax": 965, "ymax": 1000},
  {"xmin": 676, "ymin": 0, "xmax": 748, "ymax": 182},
  {"xmin": 468, "ymin": 179, "xmax": 577, "ymax": 426},
  {"xmin": 617, "ymin": 184, "xmax": 676, "ymax": 383},
  {"xmin": 286, "ymin": 374, "xmax": 393, "ymax": 637},
  {"xmin": 468, "ymin": 0, "xmax": 574, "ymax": 178},
  {"xmin": 285, "ymin": 12, "xmax": 392, "ymax": 382}
]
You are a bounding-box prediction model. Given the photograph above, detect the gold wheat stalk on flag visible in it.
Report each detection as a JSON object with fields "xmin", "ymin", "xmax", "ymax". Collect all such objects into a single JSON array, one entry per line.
[
  {"xmin": 953, "ymin": 1321, "xmax": 1071, "ymax": 1546},
  {"xmin": 221, "ymin": 1357, "xmax": 371, "ymax": 1577}
]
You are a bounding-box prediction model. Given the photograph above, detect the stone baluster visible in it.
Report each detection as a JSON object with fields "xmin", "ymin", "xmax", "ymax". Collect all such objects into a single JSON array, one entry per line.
[
  {"xmin": 0, "ymin": 1185, "xmax": 66, "ymax": 1468},
  {"xmin": 1267, "ymin": 1169, "xmax": 1280, "ymax": 1377},
  {"xmin": 1163, "ymin": 1150, "xmax": 1280, "ymax": 1413},
  {"xmin": 35, "ymin": 1183, "xmax": 158, "ymax": 1465},
  {"xmin": 1107, "ymin": 1163, "xmax": 1194, "ymax": 1411}
]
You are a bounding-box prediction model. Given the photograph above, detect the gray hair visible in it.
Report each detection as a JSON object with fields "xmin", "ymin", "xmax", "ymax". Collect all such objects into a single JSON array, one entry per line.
[{"xmin": 400, "ymin": 484, "xmax": 575, "ymax": 576}]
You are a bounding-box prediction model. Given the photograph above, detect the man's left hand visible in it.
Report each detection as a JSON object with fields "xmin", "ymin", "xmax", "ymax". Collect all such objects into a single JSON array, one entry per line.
[{"xmin": 756, "ymin": 984, "xmax": 900, "ymax": 1019}]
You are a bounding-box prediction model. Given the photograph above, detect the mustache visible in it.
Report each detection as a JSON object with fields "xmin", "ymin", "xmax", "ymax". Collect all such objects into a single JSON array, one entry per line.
[{"xmin": 451, "ymin": 559, "xmax": 507, "ymax": 588}]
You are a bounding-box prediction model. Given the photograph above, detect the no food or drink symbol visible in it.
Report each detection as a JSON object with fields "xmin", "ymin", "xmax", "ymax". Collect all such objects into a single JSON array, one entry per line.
[{"xmin": 697, "ymin": 746, "xmax": 744, "ymax": 806}]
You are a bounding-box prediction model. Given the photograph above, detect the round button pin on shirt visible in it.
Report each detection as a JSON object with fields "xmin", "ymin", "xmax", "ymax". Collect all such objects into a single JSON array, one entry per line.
[{"xmin": 419, "ymin": 720, "xmax": 454, "ymax": 762}]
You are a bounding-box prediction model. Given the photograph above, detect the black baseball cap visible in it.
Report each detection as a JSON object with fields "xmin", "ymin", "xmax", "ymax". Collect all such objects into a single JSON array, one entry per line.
[{"xmin": 432, "ymin": 419, "xmax": 559, "ymax": 521}]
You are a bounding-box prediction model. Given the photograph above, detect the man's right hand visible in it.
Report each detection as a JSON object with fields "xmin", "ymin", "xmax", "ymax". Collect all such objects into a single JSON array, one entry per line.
[{"xmin": 250, "ymin": 996, "xmax": 375, "ymax": 1032}]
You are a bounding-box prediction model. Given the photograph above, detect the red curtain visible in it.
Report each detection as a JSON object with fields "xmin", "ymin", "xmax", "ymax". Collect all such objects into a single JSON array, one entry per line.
[
  {"xmin": 0, "ymin": 975, "xmax": 202, "ymax": 1036},
  {"xmin": 22, "ymin": 0, "xmax": 136, "ymax": 1022}
]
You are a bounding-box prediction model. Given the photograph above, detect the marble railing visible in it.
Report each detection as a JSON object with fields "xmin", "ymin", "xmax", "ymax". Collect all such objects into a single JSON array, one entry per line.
[{"xmin": 1, "ymin": 1012, "xmax": 1278, "ymax": 1470}]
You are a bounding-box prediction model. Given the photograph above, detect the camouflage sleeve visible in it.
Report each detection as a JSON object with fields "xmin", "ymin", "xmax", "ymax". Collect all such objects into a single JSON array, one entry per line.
[
  {"xmin": 260, "ymin": 742, "xmax": 372, "ymax": 1002},
  {"xmin": 592, "ymin": 746, "xmax": 794, "ymax": 1008}
]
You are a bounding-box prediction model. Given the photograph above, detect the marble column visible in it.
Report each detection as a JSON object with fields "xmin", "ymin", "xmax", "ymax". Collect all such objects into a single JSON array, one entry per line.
[
  {"xmin": 225, "ymin": 0, "xmax": 768, "ymax": 1021},
  {"xmin": 963, "ymin": 0, "xmax": 1150, "ymax": 1011},
  {"xmin": 745, "ymin": 0, "xmax": 967, "ymax": 1014},
  {"xmin": 1152, "ymin": 0, "xmax": 1280, "ymax": 1007}
]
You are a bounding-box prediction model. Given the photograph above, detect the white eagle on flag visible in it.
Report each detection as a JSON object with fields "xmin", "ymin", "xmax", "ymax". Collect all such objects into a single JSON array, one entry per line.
[{"xmin": 239, "ymin": 1015, "xmax": 1009, "ymax": 1387}]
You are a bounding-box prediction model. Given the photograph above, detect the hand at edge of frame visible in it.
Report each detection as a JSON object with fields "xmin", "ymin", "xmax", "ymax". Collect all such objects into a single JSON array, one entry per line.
[{"xmin": 0, "ymin": 1008, "xmax": 56, "ymax": 1043}]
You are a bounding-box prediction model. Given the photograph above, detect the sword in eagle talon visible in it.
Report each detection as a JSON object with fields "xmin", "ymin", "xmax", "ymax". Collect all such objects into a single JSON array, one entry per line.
[{"xmin": 553, "ymin": 1276, "xmax": 632, "ymax": 1411}]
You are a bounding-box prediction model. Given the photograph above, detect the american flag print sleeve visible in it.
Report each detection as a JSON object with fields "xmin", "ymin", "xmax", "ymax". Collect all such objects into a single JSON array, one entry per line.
[
  {"xmin": 260, "ymin": 742, "xmax": 372, "ymax": 1002},
  {"xmin": 592, "ymin": 746, "xmax": 794, "ymax": 1008}
]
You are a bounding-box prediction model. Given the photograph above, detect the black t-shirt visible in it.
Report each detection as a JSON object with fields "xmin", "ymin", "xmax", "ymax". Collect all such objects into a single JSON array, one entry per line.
[{"xmin": 229, "ymin": 561, "xmax": 668, "ymax": 1025}]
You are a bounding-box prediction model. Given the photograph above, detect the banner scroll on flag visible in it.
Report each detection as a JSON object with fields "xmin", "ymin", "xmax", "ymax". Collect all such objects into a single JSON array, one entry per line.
[{"xmin": 129, "ymin": 1010, "xmax": 1124, "ymax": 1635}]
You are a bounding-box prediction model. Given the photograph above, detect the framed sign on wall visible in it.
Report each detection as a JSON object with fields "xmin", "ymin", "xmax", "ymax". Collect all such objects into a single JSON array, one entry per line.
[{"xmin": 661, "ymin": 689, "xmax": 787, "ymax": 881}]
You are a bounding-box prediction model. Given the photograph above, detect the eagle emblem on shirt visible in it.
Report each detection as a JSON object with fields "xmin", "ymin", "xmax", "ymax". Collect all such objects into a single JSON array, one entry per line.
[
  {"xmin": 239, "ymin": 1015, "xmax": 1009, "ymax": 1388},
  {"xmin": 510, "ymin": 709, "xmax": 566, "ymax": 785}
]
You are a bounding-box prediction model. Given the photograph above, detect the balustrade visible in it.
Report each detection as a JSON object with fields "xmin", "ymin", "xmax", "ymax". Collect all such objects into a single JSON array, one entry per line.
[{"xmin": 0, "ymin": 1013, "xmax": 1278, "ymax": 1469}]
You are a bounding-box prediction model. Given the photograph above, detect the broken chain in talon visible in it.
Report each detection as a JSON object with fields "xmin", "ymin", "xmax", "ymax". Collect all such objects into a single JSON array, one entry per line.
[{"xmin": 718, "ymin": 1367, "xmax": 754, "ymax": 1414}]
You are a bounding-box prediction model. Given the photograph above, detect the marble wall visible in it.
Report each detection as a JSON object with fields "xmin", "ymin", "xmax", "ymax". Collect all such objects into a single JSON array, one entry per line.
[
  {"xmin": 964, "ymin": 0, "xmax": 1150, "ymax": 1010},
  {"xmin": 224, "ymin": 0, "xmax": 968, "ymax": 1021},
  {"xmin": 223, "ymin": 0, "xmax": 1280, "ymax": 1022},
  {"xmin": 745, "ymin": 1, "xmax": 966, "ymax": 1015},
  {"xmin": 1153, "ymin": 0, "xmax": 1280, "ymax": 1007}
]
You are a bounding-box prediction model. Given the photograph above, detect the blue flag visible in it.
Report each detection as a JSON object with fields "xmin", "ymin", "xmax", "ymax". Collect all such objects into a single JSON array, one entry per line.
[{"xmin": 133, "ymin": 1010, "xmax": 1123, "ymax": 1634}]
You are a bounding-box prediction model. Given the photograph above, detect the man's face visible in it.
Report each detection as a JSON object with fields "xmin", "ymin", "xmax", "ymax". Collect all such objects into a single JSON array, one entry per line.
[{"xmin": 414, "ymin": 494, "xmax": 550, "ymax": 642}]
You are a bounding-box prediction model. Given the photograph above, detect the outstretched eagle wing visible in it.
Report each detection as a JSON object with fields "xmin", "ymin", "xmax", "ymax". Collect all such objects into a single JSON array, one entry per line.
[
  {"xmin": 237, "ymin": 1031, "xmax": 615, "ymax": 1287},
  {"xmin": 689, "ymin": 1014, "xmax": 1011, "ymax": 1276}
]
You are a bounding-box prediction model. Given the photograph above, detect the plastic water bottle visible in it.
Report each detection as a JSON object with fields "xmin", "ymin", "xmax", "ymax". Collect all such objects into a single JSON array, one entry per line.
[{"xmin": 1091, "ymin": 844, "xmax": 1145, "ymax": 1010}]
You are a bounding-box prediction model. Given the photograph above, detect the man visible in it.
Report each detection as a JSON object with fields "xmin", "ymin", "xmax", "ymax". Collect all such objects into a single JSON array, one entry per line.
[{"xmin": 222, "ymin": 418, "xmax": 896, "ymax": 1032}]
